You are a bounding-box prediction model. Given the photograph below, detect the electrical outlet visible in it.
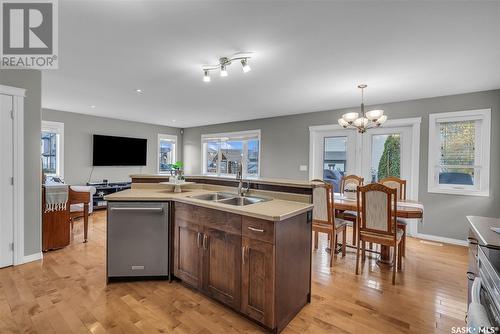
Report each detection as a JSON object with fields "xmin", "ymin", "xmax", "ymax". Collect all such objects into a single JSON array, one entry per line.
[{"xmin": 299, "ymin": 165, "xmax": 308, "ymax": 172}]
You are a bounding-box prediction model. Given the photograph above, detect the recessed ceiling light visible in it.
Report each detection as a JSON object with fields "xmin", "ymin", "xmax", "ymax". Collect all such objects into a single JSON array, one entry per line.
[
  {"xmin": 135, "ymin": 89, "xmax": 144, "ymax": 94},
  {"xmin": 172, "ymin": 119, "xmax": 176, "ymax": 123},
  {"xmin": 90, "ymin": 105, "xmax": 96, "ymax": 109}
]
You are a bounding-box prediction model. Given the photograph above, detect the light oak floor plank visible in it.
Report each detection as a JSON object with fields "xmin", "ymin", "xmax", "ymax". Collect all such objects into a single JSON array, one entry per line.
[{"xmin": 0, "ymin": 211, "xmax": 467, "ymax": 333}]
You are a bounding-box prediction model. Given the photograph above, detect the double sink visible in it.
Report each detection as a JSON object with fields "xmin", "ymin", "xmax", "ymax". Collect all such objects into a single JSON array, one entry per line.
[{"xmin": 188, "ymin": 192, "xmax": 271, "ymax": 206}]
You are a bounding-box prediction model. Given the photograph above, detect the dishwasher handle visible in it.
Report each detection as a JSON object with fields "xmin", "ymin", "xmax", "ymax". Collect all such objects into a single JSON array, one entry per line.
[{"xmin": 110, "ymin": 207, "xmax": 164, "ymax": 213}]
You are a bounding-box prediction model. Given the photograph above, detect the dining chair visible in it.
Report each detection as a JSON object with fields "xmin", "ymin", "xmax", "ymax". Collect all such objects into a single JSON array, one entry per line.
[
  {"xmin": 312, "ymin": 179, "xmax": 347, "ymax": 267},
  {"xmin": 355, "ymin": 183, "xmax": 404, "ymax": 285},
  {"xmin": 379, "ymin": 177, "xmax": 407, "ymax": 256},
  {"xmin": 338, "ymin": 175, "xmax": 364, "ymax": 245}
]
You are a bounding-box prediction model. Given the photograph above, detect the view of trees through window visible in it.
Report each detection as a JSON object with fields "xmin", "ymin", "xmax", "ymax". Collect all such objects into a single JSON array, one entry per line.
[
  {"xmin": 438, "ymin": 120, "xmax": 475, "ymax": 185},
  {"xmin": 41, "ymin": 132, "xmax": 58, "ymax": 175},
  {"xmin": 371, "ymin": 134, "xmax": 401, "ymax": 182}
]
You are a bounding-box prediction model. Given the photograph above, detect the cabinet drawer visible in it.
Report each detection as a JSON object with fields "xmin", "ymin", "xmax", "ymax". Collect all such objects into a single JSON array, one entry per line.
[
  {"xmin": 243, "ymin": 217, "xmax": 274, "ymax": 244},
  {"xmin": 201, "ymin": 207, "xmax": 241, "ymax": 235}
]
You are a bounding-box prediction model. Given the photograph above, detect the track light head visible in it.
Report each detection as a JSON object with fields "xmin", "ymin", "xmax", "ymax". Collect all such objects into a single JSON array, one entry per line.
[
  {"xmin": 220, "ymin": 64, "xmax": 228, "ymax": 77},
  {"xmin": 241, "ymin": 59, "xmax": 251, "ymax": 73},
  {"xmin": 203, "ymin": 70, "xmax": 211, "ymax": 82}
]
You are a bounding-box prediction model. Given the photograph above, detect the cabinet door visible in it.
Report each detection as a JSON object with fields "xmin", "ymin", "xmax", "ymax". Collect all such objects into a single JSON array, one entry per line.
[
  {"xmin": 241, "ymin": 237, "xmax": 275, "ymax": 328},
  {"xmin": 173, "ymin": 211, "xmax": 202, "ymax": 288},
  {"xmin": 201, "ymin": 227, "xmax": 242, "ymax": 309}
]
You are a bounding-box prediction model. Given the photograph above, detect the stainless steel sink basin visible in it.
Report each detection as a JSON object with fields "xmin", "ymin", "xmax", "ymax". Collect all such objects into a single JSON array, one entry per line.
[
  {"xmin": 188, "ymin": 192, "xmax": 271, "ymax": 206},
  {"xmin": 189, "ymin": 192, "xmax": 235, "ymax": 201},
  {"xmin": 218, "ymin": 196, "xmax": 268, "ymax": 206}
]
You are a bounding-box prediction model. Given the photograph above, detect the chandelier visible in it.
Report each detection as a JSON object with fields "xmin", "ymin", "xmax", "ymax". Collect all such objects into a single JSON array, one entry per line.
[
  {"xmin": 202, "ymin": 52, "xmax": 253, "ymax": 82},
  {"xmin": 338, "ymin": 84, "xmax": 387, "ymax": 133}
]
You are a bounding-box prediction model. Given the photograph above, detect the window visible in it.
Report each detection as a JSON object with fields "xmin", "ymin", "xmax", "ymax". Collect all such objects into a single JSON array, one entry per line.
[
  {"xmin": 202, "ymin": 130, "xmax": 260, "ymax": 177},
  {"xmin": 323, "ymin": 136, "xmax": 347, "ymax": 174},
  {"xmin": 41, "ymin": 121, "xmax": 64, "ymax": 177},
  {"xmin": 158, "ymin": 134, "xmax": 177, "ymax": 173},
  {"xmin": 428, "ymin": 109, "xmax": 491, "ymax": 196},
  {"xmin": 371, "ymin": 134, "xmax": 401, "ymax": 182}
]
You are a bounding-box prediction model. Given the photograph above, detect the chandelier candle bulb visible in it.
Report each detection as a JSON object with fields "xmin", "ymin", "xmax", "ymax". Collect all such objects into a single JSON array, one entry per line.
[{"xmin": 220, "ymin": 65, "xmax": 228, "ymax": 77}]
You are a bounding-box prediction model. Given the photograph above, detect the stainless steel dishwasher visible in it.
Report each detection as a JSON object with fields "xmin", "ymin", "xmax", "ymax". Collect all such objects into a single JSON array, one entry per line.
[{"xmin": 107, "ymin": 202, "xmax": 169, "ymax": 281}]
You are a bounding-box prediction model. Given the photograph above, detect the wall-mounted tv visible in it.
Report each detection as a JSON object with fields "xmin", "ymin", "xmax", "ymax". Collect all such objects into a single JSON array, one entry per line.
[{"xmin": 92, "ymin": 134, "xmax": 147, "ymax": 166}]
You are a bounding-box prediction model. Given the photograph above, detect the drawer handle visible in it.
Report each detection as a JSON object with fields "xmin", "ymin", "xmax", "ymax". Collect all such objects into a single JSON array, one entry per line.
[
  {"xmin": 110, "ymin": 207, "xmax": 163, "ymax": 212},
  {"xmin": 466, "ymin": 271, "xmax": 475, "ymax": 281},
  {"xmin": 248, "ymin": 226, "xmax": 265, "ymax": 233},
  {"xmin": 203, "ymin": 234, "xmax": 209, "ymax": 250},
  {"xmin": 197, "ymin": 233, "xmax": 202, "ymax": 248},
  {"xmin": 242, "ymin": 246, "xmax": 246, "ymax": 264}
]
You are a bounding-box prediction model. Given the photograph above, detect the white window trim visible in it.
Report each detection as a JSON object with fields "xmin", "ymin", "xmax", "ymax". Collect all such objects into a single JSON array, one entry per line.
[
  {"xmin": 201, "ymin": 129, "xmax": 261, "ymax": 178},
  {"xmin": 157, "ymin": 134, "xmax": 177, "ymax": 174},
  {"xmin": 41, "ymin": 120, "xmax": 64, "ymax": 178},
  {"xmin": 427, "ymin": 109, "xmax": 491, "ymax": 197}
]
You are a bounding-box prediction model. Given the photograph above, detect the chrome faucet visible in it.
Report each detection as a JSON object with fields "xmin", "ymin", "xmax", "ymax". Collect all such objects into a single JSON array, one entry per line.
[{"xmin": 236, "ymin": 162, "xmax": 249, "ymax": 196}]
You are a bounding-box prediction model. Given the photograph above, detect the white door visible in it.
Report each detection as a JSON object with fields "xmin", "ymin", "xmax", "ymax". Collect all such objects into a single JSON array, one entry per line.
[{"xmin": 0, "ymin": 94, "xmax": 14, "ymax": 268}]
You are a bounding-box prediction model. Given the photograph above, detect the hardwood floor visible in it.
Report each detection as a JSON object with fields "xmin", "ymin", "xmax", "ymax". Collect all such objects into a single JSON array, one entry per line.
[{"xmin": 0, "ymin": 211, "xmax": 467, "ymax": 333}]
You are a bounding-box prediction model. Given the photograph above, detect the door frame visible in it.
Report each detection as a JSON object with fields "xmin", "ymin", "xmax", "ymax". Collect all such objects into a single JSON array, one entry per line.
[
  {"xmin": 309, "ymin": 118, "xmax": 421, "ymax": 235},
  {"xmin": 0, "ymin": 85, "xmax": 25, "ymax": 265}
]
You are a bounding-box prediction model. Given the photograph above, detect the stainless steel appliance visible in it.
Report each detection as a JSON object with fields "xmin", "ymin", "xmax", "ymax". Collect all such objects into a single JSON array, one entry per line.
[
  {"xmin": 107, "ymin": 202, "xmax": 169, "ymax": 281},
  {"xmin": 475, "ymin": 247, "xmax": 500, "ymax": 327}
]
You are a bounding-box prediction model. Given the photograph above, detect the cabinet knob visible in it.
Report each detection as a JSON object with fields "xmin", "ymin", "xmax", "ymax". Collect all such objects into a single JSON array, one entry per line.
[{"xmin": 466, "ymin": 271, "xmax": 475, "ymax": 281}]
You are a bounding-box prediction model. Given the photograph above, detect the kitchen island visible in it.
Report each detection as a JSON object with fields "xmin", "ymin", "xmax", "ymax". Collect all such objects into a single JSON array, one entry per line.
[{"xmin": 105, "ymin": 182, "xmax": 314, "ymax": 333}]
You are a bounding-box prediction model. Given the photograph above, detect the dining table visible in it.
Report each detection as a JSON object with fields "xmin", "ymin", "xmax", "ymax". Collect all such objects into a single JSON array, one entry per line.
[{"xmin": 332, "ymin": 193, "xmax": 424, "ymax": 265}]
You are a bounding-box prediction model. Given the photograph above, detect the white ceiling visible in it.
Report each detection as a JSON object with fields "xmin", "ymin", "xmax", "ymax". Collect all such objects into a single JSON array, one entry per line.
[{"xmin": 42, "ymin": 0, "xmax": 500, "ymax": 128}]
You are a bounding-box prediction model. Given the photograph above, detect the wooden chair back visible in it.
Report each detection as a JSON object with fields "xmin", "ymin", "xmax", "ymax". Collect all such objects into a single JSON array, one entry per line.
[
  {"xmin": 379, "ymin": 176, "xmax": 406, "ymax": 200},
  {"xmin": 340, "ymin": 175, "xmax": 364, "ymax": 198},
  {"xmin": 356, "ymin": 183, "xmax": 397, "ymax": 238},
  {"xmin": 311, "ymin": 179, "xmax": 333, "ymax": 226}
]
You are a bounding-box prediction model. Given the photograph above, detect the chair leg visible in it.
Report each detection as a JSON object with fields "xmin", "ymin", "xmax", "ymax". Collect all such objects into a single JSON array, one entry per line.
[
  {"xmin": 330, "ymin": 231, "xmax": 335, "ymax": 267},
  {"xmin": 314, "ymin": 231, "xmax": 318, "ymax": 249},
  {"xmin": 355, "ymin": 238, "xmax": 361, "ymax": 275},
  {"xmin": 398, "ymin": 242, "xmax": 403, "ymax": 271},
  {"xmin": 332, "ymin": 231, "xmax": 338, "ymax": 255},
  {"xmin": 361, "ymin": 241, "xmax": 366, "ymax": 261},
  {"xmin": 392, "ymin": 244, "xmax": 397, "ymax": 285},
  {"xmin": 352, "ymin": 221, "xmax": 357, "ymax": 245},
  {"xmin": 342, "ymin": 227, "xmax": 347, "ymax": 257},
  {"xmin": 402, "ymin": 225, "xmax": 406, "ymax": 257}
]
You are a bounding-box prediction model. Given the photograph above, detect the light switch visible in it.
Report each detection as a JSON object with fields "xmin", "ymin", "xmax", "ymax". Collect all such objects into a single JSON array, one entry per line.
[{"xmin": 299, "ymin": 165, "xmax": 308, "ymax": 172}]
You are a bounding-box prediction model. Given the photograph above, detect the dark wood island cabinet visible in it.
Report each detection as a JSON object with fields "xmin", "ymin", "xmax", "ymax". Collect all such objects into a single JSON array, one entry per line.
[{"xmin": 173, "ymin": 202, "xmax": 313, "ymax": 333}]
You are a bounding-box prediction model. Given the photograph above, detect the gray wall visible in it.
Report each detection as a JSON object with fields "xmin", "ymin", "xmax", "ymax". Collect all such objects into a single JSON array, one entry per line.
[
  {"xmin": 1, "ymin": 69, "xmax": 42, "ymax": 256},
  {"xmin": 183, "ymin": 89, "xmax": 500, "ymax": 240},
  {"xmin": 42, "ymin": 109, "xmax": 182, "ymax": 185}
]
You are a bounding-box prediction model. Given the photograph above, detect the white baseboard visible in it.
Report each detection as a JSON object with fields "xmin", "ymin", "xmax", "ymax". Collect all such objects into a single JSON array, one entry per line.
[
  {"xmin": 23, "ymin": 252, "xmax": 43, "ymax": 264},
  {"xmin": 414, "ymin": 233, "xmax": 468, "ymax": 247}
]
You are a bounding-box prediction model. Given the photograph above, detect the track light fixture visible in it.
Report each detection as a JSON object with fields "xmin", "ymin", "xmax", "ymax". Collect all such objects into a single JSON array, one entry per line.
[{"xmin": 202, "ymin": 52, "xmax": 253, "ymax": 82}]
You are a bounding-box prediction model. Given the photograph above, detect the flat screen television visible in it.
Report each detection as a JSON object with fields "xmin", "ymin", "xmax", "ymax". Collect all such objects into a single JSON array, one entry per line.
[{"xmin": 92, "ymin": 134, "xmax": 147, "ymax": 166}]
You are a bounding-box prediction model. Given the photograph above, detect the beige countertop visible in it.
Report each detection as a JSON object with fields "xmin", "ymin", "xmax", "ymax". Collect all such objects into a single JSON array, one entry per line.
[
  {"xmin": 129, "ymin": 174, "xmax": 317, "ymax": 188},
  {"xmin": 105, "ymin": 187, "xmax": 313, "ymax": 222},
  {"xmin": 467, "ymin": 216, "xmax": 500, "ymax": 249}
]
